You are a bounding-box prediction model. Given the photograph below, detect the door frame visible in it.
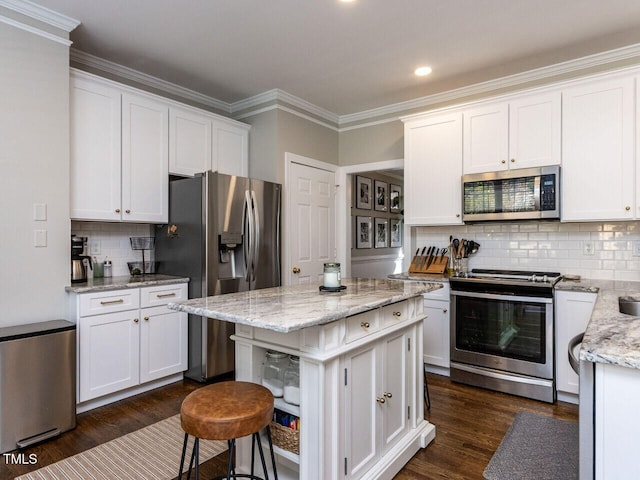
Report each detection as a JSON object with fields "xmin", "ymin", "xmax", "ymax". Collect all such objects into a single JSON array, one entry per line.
[
  {"xmin": 284, "ymin": 152, "xmax": 339, "ymax": 286},
  {"xmin": 336, "ymin": 159, "xmax": 405, "ymax": 277}
]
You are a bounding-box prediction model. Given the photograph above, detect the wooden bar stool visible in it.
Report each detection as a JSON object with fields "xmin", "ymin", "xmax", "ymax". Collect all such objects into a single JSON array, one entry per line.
[{"xmin": 178, "ymin": 381, "xmax": 278, "ymax": 480}]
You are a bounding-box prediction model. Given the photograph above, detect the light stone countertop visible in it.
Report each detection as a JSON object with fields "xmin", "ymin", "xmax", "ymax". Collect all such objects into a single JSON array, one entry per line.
[
  {"xmin": 557, "ymin": 278, "xmax": 640, "ymax": 369},
  {"xmin": 167, "ymin": 278, "xmax": 442, "ymax": 333},
  {"xmin": 65, "ymin": 274, "xmax": 189, "ymax": 293},
  {"xmin": 388, "ymin": 273, "xmax": 450, "ymax": 283}
]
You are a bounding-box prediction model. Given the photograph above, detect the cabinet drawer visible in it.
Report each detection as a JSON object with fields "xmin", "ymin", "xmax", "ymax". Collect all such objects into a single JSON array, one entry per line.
[
  {"xmin": 381, "ymin": 300, "xmax": 408, "ymax": 328},
  {"xmin": 79, "ymin": 289, "xmax": 139, "ymax": 317},
  {"xmin": 345, "ymin": 310, "xmax": 379, "ymax": 343},
  {"xmin": 141, "ymin": 283, "xmax": 188, "ymax": 308}
]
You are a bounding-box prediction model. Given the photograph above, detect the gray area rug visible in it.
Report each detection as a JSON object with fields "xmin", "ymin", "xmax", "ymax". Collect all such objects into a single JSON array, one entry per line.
[{"xmin": 483, "ymin": 410, "xmax": 578, "ymax": 480}]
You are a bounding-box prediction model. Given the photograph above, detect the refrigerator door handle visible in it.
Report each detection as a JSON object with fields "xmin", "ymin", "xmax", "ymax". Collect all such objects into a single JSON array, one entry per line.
[
  {"xmin": 251, "ymin": 190, "xmax": 260, "ymax": 283},
  {"xmin": 243, "ymin": 190, "xmax": 252, "ymax": 282}
]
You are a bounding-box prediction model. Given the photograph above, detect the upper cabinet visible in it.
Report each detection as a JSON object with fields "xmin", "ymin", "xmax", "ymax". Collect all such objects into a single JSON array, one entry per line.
[
  {"xmin": 403, "ymin": 112, "xmax": 463, "ymax": 225},
  {"xmin": 463, "ymin": 91, "xmax": 561, "ymax": 174},
  {"xmin": 169, "ymin": 106, "xmax": 249, "ymax": 178},
  {"xmin": 561, "ymin": 74, "xmax": 635, "ymax": 222}
]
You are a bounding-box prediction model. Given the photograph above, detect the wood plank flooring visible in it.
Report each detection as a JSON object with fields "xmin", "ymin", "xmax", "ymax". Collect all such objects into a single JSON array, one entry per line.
[{"xmin": 2, "ymin": 373, "xmax": 578, "ymax": 480}]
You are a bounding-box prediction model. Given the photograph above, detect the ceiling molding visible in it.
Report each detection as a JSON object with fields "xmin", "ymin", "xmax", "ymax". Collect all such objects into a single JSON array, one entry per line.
[
  {"xmin": 70, "ymin": 49, "xmax": 231, "ymax": 113},
  {"xmin": 0, "ymin": 0, "xmax": 79, "ymax": 32}
]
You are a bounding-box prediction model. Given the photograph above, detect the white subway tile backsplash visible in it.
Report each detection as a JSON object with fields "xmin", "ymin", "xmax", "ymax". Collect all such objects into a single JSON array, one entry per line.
[{"xmin": 415, "ymin": 220, "xmax": 640, "ymax": 280}]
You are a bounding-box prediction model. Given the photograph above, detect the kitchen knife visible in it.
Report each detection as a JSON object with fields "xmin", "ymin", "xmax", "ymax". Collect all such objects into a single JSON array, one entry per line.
[
  {"xmin": 409, "ymin": 248, "xmax": 420, "ymax": 271},
  {"xmin": 418, "ymin": 246, "xmax": 427, "ymax": 269},
  {"xmin": 427, "ymin": 247, "xmax": 439, "ymax": 268},
  {"xmin": 421, "ymin": 246, "xmax": 432, "ymax": 269}
]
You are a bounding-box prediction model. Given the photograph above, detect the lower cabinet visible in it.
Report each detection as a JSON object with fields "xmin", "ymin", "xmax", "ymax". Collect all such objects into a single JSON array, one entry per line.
[
  {"xmin": 71, "ymin": 283, "xmax": 188, "ymax": 404},
  {"xmin": 422, "ymin": 283, "xmax": 450, "ymax": 373}
]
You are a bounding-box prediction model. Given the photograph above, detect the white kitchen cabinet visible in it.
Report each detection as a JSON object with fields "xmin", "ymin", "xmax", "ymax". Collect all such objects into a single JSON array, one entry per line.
[
  {"xmin": 71, "ymin": 283, "xmax": 188, "ymax": 409},
  {"xmin": 70, "ymin": 71, "xmax": 169, "ymax": 223},
  {"xmin": 561, "ymin": 74, "xmax": 635, "ymax": 221},
  {"xmin": 169, "ymin": 106, "xmax": 249, "ymax": 178},
  {"xmin": 463, "ymin": 92, "xmax": 561, "ymax": 174},
  {"xmin": 422, "ymin": 283, "xmax": 450, "ymax": 374},
  {"xmin": 555, "ymin": 290, "xmax": 596, "ymax": 400},
  {"xmin": 403, "ymin": 112, "xmax": 463, "ymax": 225}
]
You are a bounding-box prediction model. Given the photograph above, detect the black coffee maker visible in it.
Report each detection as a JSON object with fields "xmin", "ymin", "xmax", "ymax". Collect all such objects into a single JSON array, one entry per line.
[{"xmin": 71, "ymin": 235, "xmax": 92, "ymax": 283}]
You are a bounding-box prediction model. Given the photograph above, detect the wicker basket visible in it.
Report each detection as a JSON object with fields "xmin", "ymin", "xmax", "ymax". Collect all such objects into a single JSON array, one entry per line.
[{"xmin": 269, "ymin": 422, "xmax": 300, "ymax": 455}]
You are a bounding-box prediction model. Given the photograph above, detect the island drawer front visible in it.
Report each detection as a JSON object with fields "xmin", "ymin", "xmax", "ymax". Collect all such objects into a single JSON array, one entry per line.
[
  {"xmin": 79, "ymin": 289, "xmax": 139, "ymax": 317},
  {"xmin": 381, "ymin": 300, "xmax": 408, "ymax": 328},
  {"xmin": 345, "ymin": 310, "xmax": 379, "ymax": 343},
  {"xmin": 140, "ymin": 283, "xmax": 188, "ymax": 308}
]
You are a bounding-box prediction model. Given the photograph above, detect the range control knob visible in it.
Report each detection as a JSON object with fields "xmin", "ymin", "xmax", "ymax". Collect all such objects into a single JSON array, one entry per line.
[
  {"xmin": 543, "ymin": 275, "xmax": 548, "ymax": 283},
  {"xmin": 530, "ymin": 274, "xmax": 536, "ymax": 282}
]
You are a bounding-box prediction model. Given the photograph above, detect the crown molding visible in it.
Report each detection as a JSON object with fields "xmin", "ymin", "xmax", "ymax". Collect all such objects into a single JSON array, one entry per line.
[
  {"xmin": 0, "ymin": 0, "xmax": 79, "ymax": 45},
  {"xmin": 71, "ymin": 49, "xmax": 231, "ymax": 113}
]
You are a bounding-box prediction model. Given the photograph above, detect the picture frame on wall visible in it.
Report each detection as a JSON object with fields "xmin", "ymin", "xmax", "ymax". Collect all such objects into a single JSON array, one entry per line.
[
  {"xmin": 374, "ymin": 180, "xmax": 388, "ymax": 212},
  {"xmin": 356, "ymin": 216, "xmax": 372, "ymax": 248},
  {"xmin": 390, "ymin": 184, "xmax": 402, "ymax": 213},
  {"xmin": 355, "ymin": 176, "xmax": 372, "ymax": 210},
  {"xmin": 390, "ymin": 218, "xmax": 402, "ymax": 247},
  {"xmin": 374, "ymin": 217, "xmax": 388, "ymax": 248}
]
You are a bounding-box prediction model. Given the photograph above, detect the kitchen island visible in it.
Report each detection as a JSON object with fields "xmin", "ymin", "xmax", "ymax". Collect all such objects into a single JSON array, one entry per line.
[{"xmin": 168, "ymin": 278, "xmax": 441, "ymax": 480}]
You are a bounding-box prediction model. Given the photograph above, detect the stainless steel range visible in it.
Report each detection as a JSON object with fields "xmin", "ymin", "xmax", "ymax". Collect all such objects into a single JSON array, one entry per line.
[{"xmin": 449, "ymin": 269, "xmax": 562, "ymax": 403}]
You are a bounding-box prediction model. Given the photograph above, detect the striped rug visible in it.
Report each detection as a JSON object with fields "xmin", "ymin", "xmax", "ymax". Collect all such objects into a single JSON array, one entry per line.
[{"xmin": 15, "ymin": 414, "xmax": 227, "ymax": 480}]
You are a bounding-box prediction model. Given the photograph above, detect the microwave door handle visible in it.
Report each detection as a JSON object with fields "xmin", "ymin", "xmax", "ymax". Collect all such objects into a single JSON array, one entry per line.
[{"xmin": 534, "ymin": 175, "xmax": 541, "ymax": 211}]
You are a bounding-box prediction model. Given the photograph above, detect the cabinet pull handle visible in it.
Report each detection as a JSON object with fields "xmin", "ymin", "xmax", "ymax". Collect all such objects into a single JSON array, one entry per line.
[
  {"xmin": 144, "ymin": 316, "xmax": 149, "ymax": 321},
  {"xmin": 501, "ymin": 159, "xmax": 506, "ymax": 164},
  {"xmin": 133, "ymin": 318, "xmax": 139, "ymax": 323},
  {"xmin": 510, "ymin": 158, "xmax": 516, "ymax": 163},
  {"xmin": 443, "ymin": 308, "xmax": 448, "ymax": 313},
  {"xmin": 384, "ymin": 392, "xmax": 393, "ymax": 398},
  {"xmin": 392, "ymin": 311, "xmax": 402, "ymax": 317},
  {"xmin": 376, "ymin": 397, "xmax": 386, "ymax": 404},
  {"xmin": 115, "ymin": 209, "xmax": 121, "ymax": 213},
  {"xmin": 456, "ymin": 214, "xmax": 460, "ymax": 218},
  {"xmin": 100, "ymin": 299, "xmax": 124, "ymax": 305},
  {"xmin": 156, "ymin": 293, "xmax": 176, "ymax": 298},
  {"xmin": 125, "ymin": 209, "xmax": 131, "ymax": 214},
  {"xmin": 361, "ymin": 322, "xmax": 370, "ymax": 329},
  {"xmin": 626, "ymin": 206, "xmax": 631, "ymax": 211}
]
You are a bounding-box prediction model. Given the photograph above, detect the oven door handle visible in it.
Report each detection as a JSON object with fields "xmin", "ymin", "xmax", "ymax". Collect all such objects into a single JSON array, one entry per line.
[{"xmin": 450, "ymin": 290, "xmax": 553, "ymax": 304}]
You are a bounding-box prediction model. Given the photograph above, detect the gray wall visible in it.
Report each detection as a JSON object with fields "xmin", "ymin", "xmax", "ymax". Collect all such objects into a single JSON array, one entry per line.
[
  {"xmin": 339, "ymin": 121, "xmax": 404, "ymax": 166},
  {"xmin": 0, "ymin": 21, "xmax": 71, "ymax": 326}
]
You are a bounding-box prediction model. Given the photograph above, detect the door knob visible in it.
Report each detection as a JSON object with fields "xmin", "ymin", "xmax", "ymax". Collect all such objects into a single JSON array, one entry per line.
[{"xmin": 292, "ymin": 267, "xmax": 300, "ymax": 274}]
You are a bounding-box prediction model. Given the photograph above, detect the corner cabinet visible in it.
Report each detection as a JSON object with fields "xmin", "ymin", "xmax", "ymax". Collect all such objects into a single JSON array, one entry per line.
[
  {"xmin": 68, "ymin": 283, "xmax": 188, "ymax": 412},
  {"xmin": 403, "ymin": 112, "xmax": 463, "ymax": 225},
  {"xmin": 232, "ymin": 297, "xmax": 435, "ymax": 480}
]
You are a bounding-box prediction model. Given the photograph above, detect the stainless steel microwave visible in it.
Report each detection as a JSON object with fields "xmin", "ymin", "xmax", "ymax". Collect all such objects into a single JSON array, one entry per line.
[{"xmin": 462, "ymin": 166, "xmax": 560, "ymax": 222}]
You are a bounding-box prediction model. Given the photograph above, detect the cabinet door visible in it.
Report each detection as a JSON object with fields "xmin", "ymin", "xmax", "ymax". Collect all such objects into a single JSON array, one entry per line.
[
  {"xmin": 423, "ymin": 299, "xmax": 450, "ymax": 369},
  {"xmin": 381, "ymin": 330, "xmax": 409, "ymax": 452},
  {"xmin": 562, "ymin": 75, "xmax": 635, "ymax": 221},
  {"xmin": 122, "ymin": 93, "xmax": 169, "ymax": 223},
  {"xmin": 169, "ymin": 106, "xmax": 212, "ymax": 177},
  {"xmin": 509, "ymin": 91, "xmax": 561, "ymax": 169},
  {"xmin": 463, "ymin": 103, "xmax": 508, "ymax": 174},
  {"xmin": 555, "ymin": 290, "xmax": 596, "ymax": 395},
  {"xmin": 404, "ymin": 112, "xmax": 463, "ymax": 225},
  {"xmin": 343, "ymin": 342, "xmax": 380, "ymax": 478},
  {"xmin": 79, "ymin": 310, "xmax": 140, "ymax": 402},
  {"xmin": 70, "ymin": 76, "xmax": 122, "ymax": 221},
  {"xmin": 212, "ymin": 119, "xmax": 249, "ymax": 177},
  {"xmin": 139, "ymin": 306, "xmax": 188, "ymax": 383}
]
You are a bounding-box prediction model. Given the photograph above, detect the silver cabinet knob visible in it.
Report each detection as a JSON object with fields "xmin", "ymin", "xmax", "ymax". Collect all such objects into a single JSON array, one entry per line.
[
  {"xmin": 133, "ymin": 318, "xmax": 139, "ymax": 323},
  {"xmin": 361, "ymin": 322, "xmax": 370, "ymax": 329},
  {"xmin": 376, "ymin": 397, "xmax": 386, "ymax": 404}
]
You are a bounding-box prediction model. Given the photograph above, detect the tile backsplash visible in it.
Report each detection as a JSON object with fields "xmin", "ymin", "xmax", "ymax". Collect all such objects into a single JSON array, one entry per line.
[
  {"xmin": 71, "ymin": 221, "xmax": 154, "ymax": 277},
  {"xmin": 415, "ymin": 221, "xmax": 640, "ymax": 281}
]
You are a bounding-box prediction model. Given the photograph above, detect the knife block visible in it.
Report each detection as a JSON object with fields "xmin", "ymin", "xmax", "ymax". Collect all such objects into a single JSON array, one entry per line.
[{"xmin": 408, "ymin": 255, "xmax": 448, "ymax": 274}]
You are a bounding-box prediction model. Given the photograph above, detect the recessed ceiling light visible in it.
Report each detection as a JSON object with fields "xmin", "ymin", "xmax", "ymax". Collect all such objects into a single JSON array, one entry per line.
[
  {"xmin": 415, "ymin": 66, "xmax": 433, "ymax": 77},
  {"xmin": 340, "ymin": 0, "xmax": 356, "ymax": 2}
]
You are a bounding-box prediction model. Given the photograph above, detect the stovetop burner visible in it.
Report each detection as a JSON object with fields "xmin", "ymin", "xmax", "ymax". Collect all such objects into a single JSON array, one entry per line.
[{"xmin": 449, "ymin": 268, "xmax": 563, "ymax": 291}]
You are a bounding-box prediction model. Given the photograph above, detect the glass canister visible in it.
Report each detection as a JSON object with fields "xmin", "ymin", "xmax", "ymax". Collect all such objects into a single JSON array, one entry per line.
[
  {"xmin": 323, "ymin": 262, "xmax": 341, "ymax": 288},
  {"xmin": 283, "ymin": 356, "xmax": 300, "ymax": 406},
  {"xmin": 262, "ymin": 350, "xmax": 288, "ymax": 397}
]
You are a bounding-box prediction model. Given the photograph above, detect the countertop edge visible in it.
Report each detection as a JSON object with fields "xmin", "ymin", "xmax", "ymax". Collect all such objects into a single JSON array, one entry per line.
[{"xmin": 65, "ymin": 275, "xmax": 189, "ymax": 293}]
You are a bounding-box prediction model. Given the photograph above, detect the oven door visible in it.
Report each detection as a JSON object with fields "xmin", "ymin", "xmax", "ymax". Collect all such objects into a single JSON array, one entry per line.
[{"xmin": 450, "ymin": 290, "xmax": 554, "ymax": 380}]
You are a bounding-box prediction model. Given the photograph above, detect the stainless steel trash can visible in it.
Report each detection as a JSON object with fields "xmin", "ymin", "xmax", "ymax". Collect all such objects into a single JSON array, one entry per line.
[{"xmin": 0, "ymin": 320, "xmax": 76, "ymax": 453}]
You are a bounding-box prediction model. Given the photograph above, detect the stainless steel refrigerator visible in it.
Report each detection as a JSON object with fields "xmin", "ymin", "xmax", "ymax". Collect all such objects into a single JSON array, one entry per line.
[{"xmin": 155, "ymin": 171, "xmax": 281, "ymax": 381}]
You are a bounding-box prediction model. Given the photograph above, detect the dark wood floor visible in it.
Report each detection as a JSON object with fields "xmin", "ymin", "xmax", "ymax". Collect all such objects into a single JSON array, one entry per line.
[{"xmin": 2, "ymin": 374, "xmax": 578, "ymax": 480}]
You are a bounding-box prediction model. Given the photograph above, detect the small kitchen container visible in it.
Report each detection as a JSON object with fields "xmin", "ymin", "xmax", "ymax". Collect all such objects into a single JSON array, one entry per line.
[
  {"xmin": 262, "ymin": 350, "xmax": 288, "ymax": 397},
  {"xmin": 283, "ymin": 356, "xmax": 300, "ymax": 405},
  {"xmin": 323, "ymin": 262, "xmax": 341, "ymax": 288}
]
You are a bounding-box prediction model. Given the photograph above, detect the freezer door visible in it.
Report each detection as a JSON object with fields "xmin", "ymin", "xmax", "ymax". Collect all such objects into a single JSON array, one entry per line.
[{"xmin": 249, "ymin": 179, "xmax": 281, "ymax": 290}]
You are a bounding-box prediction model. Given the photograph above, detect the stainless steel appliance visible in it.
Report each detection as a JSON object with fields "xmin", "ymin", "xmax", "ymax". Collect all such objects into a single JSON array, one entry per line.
[
  {"xmin": 70, "ymin": 235, "xmax": 92, "ymax": 283},
  {"xmin": 462, "ymin": 166, "xmax": 560, "ymax": 222},
  {"xmin": 449, "ymin": 269, "xmax": 562, "ymax": 403},
  {"xmin": 155, "ymin": 171, "xmax": 281, "ymax": 381},
  {"xmin": 0, "ymin": 320, "xmax": 76, "ymax": 453}
]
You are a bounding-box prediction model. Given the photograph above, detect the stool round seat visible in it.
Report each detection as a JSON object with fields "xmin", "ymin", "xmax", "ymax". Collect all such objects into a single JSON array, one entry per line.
[{"xmin": 180, "ymin": 381, "xmax": 274, "ymax": 441}]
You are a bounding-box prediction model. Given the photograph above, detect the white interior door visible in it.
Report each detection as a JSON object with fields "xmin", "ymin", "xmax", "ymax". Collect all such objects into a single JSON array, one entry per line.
[{"xmin": 287, "ymin": 159, "xmax": 336, "ymax": 285}]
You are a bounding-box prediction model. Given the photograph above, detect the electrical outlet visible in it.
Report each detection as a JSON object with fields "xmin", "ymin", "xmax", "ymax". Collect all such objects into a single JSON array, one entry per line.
[
  {"xmin": 90, "ymin": 240, "xmax": 101, "ymax": 255},
  {"xmin": 633, "ymin": 241, "xmax": 640, "ymax": 257},
  {"xmin": 583, "ymin": 241, "xmax": 595, "ymax": 256}
]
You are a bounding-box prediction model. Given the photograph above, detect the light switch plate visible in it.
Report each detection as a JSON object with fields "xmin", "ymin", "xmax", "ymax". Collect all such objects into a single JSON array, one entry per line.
[
  {"xmin": 90, "ymin": 240, "xmax": 101, "ymax": 255},
  {"xmin": 33, "ymin": 203, "xmax": 47, "ymax": 221},
  {"xmin": 33, "ymin": 229, "xmax": 47, "ymax": 247},
  {"xmin": 583, "ymin": 241, "xmax": 594, "ymax": 256}
]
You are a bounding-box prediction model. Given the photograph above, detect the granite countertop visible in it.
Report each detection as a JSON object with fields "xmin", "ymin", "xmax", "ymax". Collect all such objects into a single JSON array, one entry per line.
[
  {"xmin": 167, "ymin": 278, "xmax": 442, "ymax": 333},
  {"xmin": 388, "ymin": 273, "xmax": 450, "ymax": 283},
  {"xmin": 557, "ymin": 278, "xmax": 640, "ymax": 369},
  {"xmin": 65, "ymin": 274, "xmax": 189, "ymax": 293}
]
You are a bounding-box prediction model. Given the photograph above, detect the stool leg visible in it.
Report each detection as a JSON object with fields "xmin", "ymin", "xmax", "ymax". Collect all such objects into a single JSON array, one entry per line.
[
  {"xmin": 178, "ymin": 432, "xmax": 189, "ymax": 479},
  {"xmin": 226, "ymin": 439, "xmax": 235, "ymax": 480},
  {"xmin": 186, "ymin": 436, "xmax": 197, "ymax": 480},
  {"xmin": 250, "ymin": 433, "xmax": 256, "ymax": 476},
  {"xmin": 424, "ymin": 364, "xmax": 431, "ymax": 410},
  {"xmin": 255, "ymin": 431, "xmax": 270, "ymax": 480},
  {"xmin": 265, "ymin": 425, "xmax": 279, "ymax": 480}
]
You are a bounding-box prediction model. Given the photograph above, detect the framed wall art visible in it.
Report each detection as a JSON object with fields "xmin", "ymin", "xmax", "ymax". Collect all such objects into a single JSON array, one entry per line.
[
  {"xmin": 390, "ymin": 218, "xmax": 402, "ymax": 247},
  {"xmin": 356, "ymin": 216, "xmax": 372, "ymax": 248},
  {"xmin": 374, "ymin": 180, "xmax": 388, "ymax": 212},
  {"xmin": 374, "ymin": 217, "xmax": 388, "ymax": 248},
  {"xmin": 355, "ymin": 176, "xmax": 372, "ymax": 210},
  {"xmin": 390, "ymin": 184, "xmax": 402, "ymax": 213}
]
